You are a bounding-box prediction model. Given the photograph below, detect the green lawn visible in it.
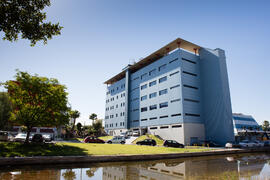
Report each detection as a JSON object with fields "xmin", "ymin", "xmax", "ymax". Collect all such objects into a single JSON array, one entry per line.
[
  {"xmin": 0, "ymin": 142, "xmax": 212, "ymax": 157},
  {"xmin": 132, "ymin": 135, "xmax": 164, "ymax": 145},
  {"xmin": 99, "ymin": 136, "xmax": 113, "ymax": 141}
]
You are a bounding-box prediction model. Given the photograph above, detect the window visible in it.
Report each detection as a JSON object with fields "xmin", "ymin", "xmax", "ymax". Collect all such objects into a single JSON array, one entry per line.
[
  {"xmin": 141, "ymin": 118, "xmax": 147, "ymax": 121},
  {"xmin": 141, "ymin": 84, "xmax": 147, "ymax": 90},
  {"xmin": 160, "ymin": 115, "xmax": 168, "ymax": 119},
  {"xmin": 184, "ymin": 98, "xmax": 200, "ymax": 103},
  {"xmin": 183, "ymin": 71, "xmax": 197, "ymax": 77},
  {"xmin": 149, "ymin": 69, "xmax": 156, "ymax": 76},
  {"xmin": 159, "ymin": 64, "xmax": 166, "ymax": 71},
  {"xmin": 159, "ymin": 89, "xmax": 168, "ymax": 96},
  {"xmin": 185, "ymin": 113, "xmax": 200, "ymax": 117},
  {"xmin": 159, "ymin": 102, "xmax": 168, "ymax": 108},
  {"xmin": 149, "ymin": 104, "xmax": 157, "ymax": 110},
  {"xmin": 132, "ymin": 97, "xmax": 139, "ymax": 101},
  {"xmin": 150, "ymin": 127, "xmax": 157, "ymax": 129},
  {"xmin": 133, "ymin": 76, "xmax": 139, "ymax": 81},
  {"xmin": 171, "ymin": 99, "xmax": 180, "ymax": 103},
  {"xmin": 182, "ymin": 58, "xmax": 196, "ymax": 64},
  {"xmin": 133, "ymin": 108, "xmax": 139, "ymax": 112},
  {"xmin": 116, "ymin": 104, "xmax": 118, "ymax": 108},
  {"xmin": 141, "ymin": 95, "xmax": 147, "ymax": 101},
  {"xmin": 116, "ymin": 114, "xmax": 118, "ymax": 117},
  {"xmin": 132, "ymin": 120, "xmax": 139, "ymax": 123},
  {"xmin": 149, "ymin": 80, "xmax": 157, "ymax": 87},
  {"xmin": 116, "ymin": 96, "xmax": 118, "ymax": 99},
  {"xmin": 184, "ymin": 84, "xmax": 199, "ymax": 90},
  {"xmin": 170, "ymin": 84, "xmax": 180, "ymax": 89},
  {"xmin": 141, "ymin": 73, "xmax": 147, "ymax": 80},
  {"xmin": 115, "ymin": 123, "xmax": 117, "ymax": 127},
  {"xmin": 141, "ymin": 107, "xmax": 147, "ymax": 112},
  {"xmin": 170, "ymin": 71, "xmax": 179, "ymax": 76},
  {"xmin": 172, "ymin": 125, "xmax": 182, "ymax": 128},
  {"xmin": 169, "ymin": 58, "xmax": 179, "ymax": 64},
  {"xmin": 159, "ymin": 76, "xmax": 167, "ymax": 83},
  {"xmin": 171, "ymin": 113, "xmax": 181, "ymax": 117},
  {"xmin": 149, "ymin": 92, "xmax": 157, "ymax": 99},
  {"xmin": 160, "ymin": 126, "xmax": 169, "ymax": 129},
  {"xmin": 150, "ymin": 117, "xmax": 157, "ymax": 120},
  {"xmin": 131, "ymin": 87, "xmax": 139, "ymax": 91}
]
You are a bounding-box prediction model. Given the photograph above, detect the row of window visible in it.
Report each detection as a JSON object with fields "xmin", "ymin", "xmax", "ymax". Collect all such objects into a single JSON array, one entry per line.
[
  {"xmin": 131, "ymin": 57, "xmax": 196, "ymax": 83},
  {"xmin": 141, "ymin": 102, "xmax": 168, "ymax": 112},
  {"xmin": 140, "ymin": 114, "xmax": 181, "ymax": 122},
  {"xmin": 106, "ymin": 93, "xmax": 125, "ymax": 103},
  {"xmin": 105, "ymin": 122, "xmax": 125, "ymax": 128},
  {"xmin": 105, "ymin": 102, "xmax": 125, "ymax": 111},
  {"xmin": 106, "ymin": 84, "xmax": 125, "ymax": 95},
  {"xmin": 149, "ymin": 124, "xmax": 182, "ymax": 130},
  {"xmin": 105, "ymin": 112, "xmax": 125, "ymax": 119},
  {"xmin": 139, "ymin": 70, "xmax": 179, "ymax": 92},
  {"xmin": 140, "ymin": 85, "xmax": 179, "ymax": 102}
]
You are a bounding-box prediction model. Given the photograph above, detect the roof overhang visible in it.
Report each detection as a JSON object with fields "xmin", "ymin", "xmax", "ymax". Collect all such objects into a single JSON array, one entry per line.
[{"xmin": 104, "ymin": 38, "xmax": 201, "ymax": 84}]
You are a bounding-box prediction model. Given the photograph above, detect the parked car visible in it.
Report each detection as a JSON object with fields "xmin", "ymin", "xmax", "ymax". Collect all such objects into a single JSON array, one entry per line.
[
  {"xmin": 136, "ymin": 139, "xmax": 156, "ymax": 146},
  {"xmin": 42, "ymin": 134, "xmax": 52, "ymax": 142},
  {"xmin": 14, "ymin": 133, "xmax": 27, "ymax": 142},
  {"xmin": 239, "ymin": 140, "xmax": 255, "ymax": 148},
  {"xmin": 163, "ymin": 140, "xmax": 184, "ymax": 148},
  {"xmin": 225, "ymin": 142, "xmax": 241, "ymax": 148},
  {"xmin": 202, "ymin": 141, "xmax": 221, "ymax": 147},
  {"xmin": 84, "ymin": 136, "xmax": 105, "ymax": 143},
  {"xmin": 0, "ymin": 131, "xmax": 9, "ymax": 141},
  {"xmin": 107, "ymin": 136, "xmax": 125, "ymax": 144},
  {"xmin": 32, "ymin": 134, "xmax": 44, "ymax": 143},
  {"xmin": 252, "ymin": 140, "xmax": 264, "ymax": 147},
  {"xmin": 132, "ymin": 131, "xmax": 140, "ymax": 137}
]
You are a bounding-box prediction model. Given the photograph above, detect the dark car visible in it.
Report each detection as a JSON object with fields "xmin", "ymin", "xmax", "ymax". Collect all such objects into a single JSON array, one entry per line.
[
  {"xmin": 32, "ymin": 134, "xmax": 44, "ymax": 143},
  {"xmin": 202, "ymin": 141, "xmax": 221, "ymax": 147},
  {"xmin": 84, "ymin": 136, "xmax": 105, "ymax": 143},
  {"xmin": 136, "ymin": 139, "xmax": 156, "ymax": 146},
  {"xmin": 163, "ymin": 140, "xmax": 184, "ymax": 148}
]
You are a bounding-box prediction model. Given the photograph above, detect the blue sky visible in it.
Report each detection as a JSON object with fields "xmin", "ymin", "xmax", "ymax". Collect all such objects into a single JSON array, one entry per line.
[{"xmin": 1, "ymin": 0, "xmax": 269, "ymax": 125}]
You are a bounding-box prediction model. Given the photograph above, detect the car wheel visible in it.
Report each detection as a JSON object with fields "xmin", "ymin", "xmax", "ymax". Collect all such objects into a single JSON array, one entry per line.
[
  {"xmin": 108, "ymin": 141, "xmax": 112, "ymax": 144},
  {"xmin": 121, "ymin": 141, "xmax": 125, "ymax": 144}
]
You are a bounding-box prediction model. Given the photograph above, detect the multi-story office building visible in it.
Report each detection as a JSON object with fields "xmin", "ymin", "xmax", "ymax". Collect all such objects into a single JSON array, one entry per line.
[{"xmin": 104, "ymin": 38, "xmax": 234, "ymax": 145}]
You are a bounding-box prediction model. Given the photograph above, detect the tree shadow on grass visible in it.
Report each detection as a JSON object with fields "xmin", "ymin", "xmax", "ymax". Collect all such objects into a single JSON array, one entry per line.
[{"xmin": 0, "ymin": 142, "xmax": 88, "ymax": 157}]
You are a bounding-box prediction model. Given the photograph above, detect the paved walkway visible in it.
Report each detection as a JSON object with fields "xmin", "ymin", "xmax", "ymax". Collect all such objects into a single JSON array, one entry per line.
[{"xmin": 125, "ymin": 136, "xmax": 137, "ymax": 144}]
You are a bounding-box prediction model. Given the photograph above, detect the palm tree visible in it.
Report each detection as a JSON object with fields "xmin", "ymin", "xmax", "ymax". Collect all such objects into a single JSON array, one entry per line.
[
  {"xmin": 70, "ymin": 110, "xmax": 80, "ymax": 131},
  {"xmin": 89, "ymin": 113, "xmax": 97, "ymax": 124}
]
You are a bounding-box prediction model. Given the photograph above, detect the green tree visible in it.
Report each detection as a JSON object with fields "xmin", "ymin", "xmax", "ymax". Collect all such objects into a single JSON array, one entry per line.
[
  {"xmin": 62, "ymin": 169, "xmax": 76, "ymax": 180},
  {"xmin": 0, "ymin": 92, "xmax": 12, "ymax": 130},
  {"xmin": 262, "ymin": 120, "xmax": 270, "ymax": 131},
  {"xmin": 70, "ymin": 110, "xmax": 80, "ymax": 126},
  {"xmin": 92, "ymin": 119, "xmax": 103, "ymax": 136},
  {"xmin": 1, "ymin": 70, "xmax": 70, "ymax": 143},
  {"xmin": 0, "ymin": 0, "xmax": 62, "ymax": 46},
  {"xmin": 89, "ymin": 113, "xmax": 97, "ymax": 124},
  {"xmin": 76, "ymin": 122, "xmax": 82, "ymax": 136}
]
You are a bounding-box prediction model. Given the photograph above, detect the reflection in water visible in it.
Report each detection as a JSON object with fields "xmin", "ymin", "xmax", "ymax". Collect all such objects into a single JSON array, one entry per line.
[{"xmin": 0, "ymin": 153, "xmax": 270, "ymax": 179}]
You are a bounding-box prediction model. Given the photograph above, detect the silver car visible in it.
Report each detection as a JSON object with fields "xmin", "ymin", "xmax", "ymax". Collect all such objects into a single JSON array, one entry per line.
[
  {"xmin": 14, "ymin": 133, "xmax": 27, "ymax": 142},
  {"xmin": 107, "ymin": 136, "xmax": 126, "ymax": 144}
]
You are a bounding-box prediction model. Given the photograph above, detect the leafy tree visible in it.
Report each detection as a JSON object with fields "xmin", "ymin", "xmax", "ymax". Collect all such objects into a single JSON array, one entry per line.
[
  {"xmin": 92, "ymin": 119, "xmax": 103, "ymax": 136},
  {"xmin": 262, "ymin": 120, "xmax": 270, "ymax": 131},
  {"xmin": 89, "ymin": 113, "xmax": 97, "ymax": 124},
  {"xmin": 62, "ymin": 169, "xmax": 76, "ymax": 180},
  {"xmin": 0, "ymin": 0, "xmax": 62, "ymax": 46},
  {"xmin": 1, "ymin": 70, "xmax": 70, "ymax": 143},
  {"xmin": 0, "ymin": 92, "xmax": 12, "ymax": 130}
]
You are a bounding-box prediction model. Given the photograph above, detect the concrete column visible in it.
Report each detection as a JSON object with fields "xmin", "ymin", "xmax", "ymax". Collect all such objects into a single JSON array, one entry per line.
[{"xmin": 124, "ymin": 66, "xmax": 131, "ymax": 129}]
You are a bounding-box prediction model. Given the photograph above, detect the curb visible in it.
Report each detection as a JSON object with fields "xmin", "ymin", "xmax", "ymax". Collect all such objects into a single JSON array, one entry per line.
[{"xmin": 0, "ymin": 148, "xmax": 270, "ymax": 166}]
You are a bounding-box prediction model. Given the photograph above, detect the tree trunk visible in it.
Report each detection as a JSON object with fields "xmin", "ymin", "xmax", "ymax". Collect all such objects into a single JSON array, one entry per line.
[{"xmin": 25, "ymin": 127, "xmax": 31, "ymax": 144}]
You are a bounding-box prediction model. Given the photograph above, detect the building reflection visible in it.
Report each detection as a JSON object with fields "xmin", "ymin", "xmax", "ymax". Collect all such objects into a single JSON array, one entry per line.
[
  {"xmin": 0, "ymin": 169, "xmax": 61, "ymax": 180},
  {"xmin": 102, "ymin": 155, "xmax": 268, "ymax": 180}
]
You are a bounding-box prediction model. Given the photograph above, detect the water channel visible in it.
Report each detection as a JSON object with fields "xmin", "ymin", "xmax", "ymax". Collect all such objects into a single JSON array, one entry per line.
[{"xmin": 1, "ymin": 153, "xmax": 270, "ymax": 180}]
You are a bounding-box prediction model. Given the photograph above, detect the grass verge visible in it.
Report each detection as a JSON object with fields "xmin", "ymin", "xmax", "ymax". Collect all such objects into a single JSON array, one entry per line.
[
  {"xmin": 0, "ymin": 142, "xmax": 213, "ymax": 157},
  {"xmin": 132, "ymin": 135, "xmax": 164, "ymax": 145}
]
